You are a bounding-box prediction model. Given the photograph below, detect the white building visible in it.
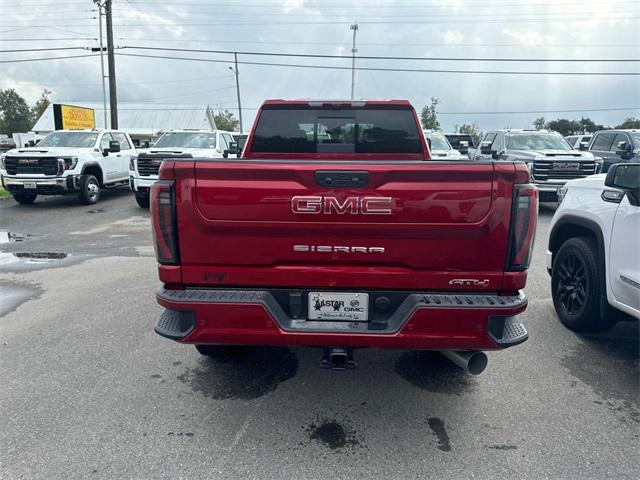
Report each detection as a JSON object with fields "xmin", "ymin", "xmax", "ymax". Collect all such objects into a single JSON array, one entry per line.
[{"xmin": 28, "ymin": 102, "xmax": 218, "ymax": 147}]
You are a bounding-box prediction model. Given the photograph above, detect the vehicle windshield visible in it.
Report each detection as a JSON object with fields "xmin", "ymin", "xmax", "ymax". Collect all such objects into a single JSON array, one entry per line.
[
  {"xmin": 506, "ymin": 132, "xmax": 572, "ymax": 151},
  {"xmin": 154, "ymin": 132, "xmax": 216, "ymax": 149},
  {"xmin": 425, "ymin": 133, "xmax": 451, "ymax": 150},
  {"xmin": 37, "ymin": 131, "xmax": 98, "ymax": 148},
  {"xmin": 632, "ymin": 132, "xmax": 640, "ymax": 144}
]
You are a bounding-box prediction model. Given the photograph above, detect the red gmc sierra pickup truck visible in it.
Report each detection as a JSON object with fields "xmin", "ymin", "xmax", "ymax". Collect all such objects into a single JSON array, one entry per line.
[{"xmin": 151, "ymin": 99, "xmax": 537, "ymax": 374}]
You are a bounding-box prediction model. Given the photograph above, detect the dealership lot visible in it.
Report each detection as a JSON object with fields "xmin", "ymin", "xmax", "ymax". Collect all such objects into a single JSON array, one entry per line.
[{"xmin": 0, "ymin": 191, "xmax": 638, "ymax": 480}]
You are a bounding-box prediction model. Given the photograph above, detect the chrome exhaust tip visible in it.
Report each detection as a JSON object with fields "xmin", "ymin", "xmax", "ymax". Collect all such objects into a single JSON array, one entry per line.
[{"xmin": 441, "ymin": 350, "xmax": 488, "ymax": 375}]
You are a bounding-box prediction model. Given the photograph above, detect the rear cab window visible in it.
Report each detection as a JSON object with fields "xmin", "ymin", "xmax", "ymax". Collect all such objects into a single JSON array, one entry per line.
[{"xmin": 246, "ymin": 103, "xmax": 426, "ymax": 158}]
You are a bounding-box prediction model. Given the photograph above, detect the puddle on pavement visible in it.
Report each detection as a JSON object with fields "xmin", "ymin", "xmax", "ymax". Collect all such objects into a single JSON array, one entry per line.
[
  {"xmin": 0, "ymin": 282, "xmax": 43, "ymax": 317},
  {"xmin": 307, "ymin": 420, "xmax": 360, "ymax": 450},
  {"xmin": 0, "ymin": 251, "xmax": 69, "ymax": 266},
  {"xmin": 176, "ymin": 346, "xmax": 298, "ymax": 400},
  {"xmin": 427, "ymin": 417, "xmax": 452, "ymax": 452},
  {"xmin": 0, "ymin": 232, "xmax": 30, "ymax": 244}
]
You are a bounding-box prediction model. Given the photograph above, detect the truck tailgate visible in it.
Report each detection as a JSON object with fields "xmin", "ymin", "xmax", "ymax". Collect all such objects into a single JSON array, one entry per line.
[{"xmin": 173, "ymin": 160, "xmax": 516, "ymax": 290}]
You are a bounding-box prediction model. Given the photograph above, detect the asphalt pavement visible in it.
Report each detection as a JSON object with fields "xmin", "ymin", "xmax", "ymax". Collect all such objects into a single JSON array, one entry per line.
[{"xmin": 0, "ymin": 189, "xmax": 638, "ymax": 480}]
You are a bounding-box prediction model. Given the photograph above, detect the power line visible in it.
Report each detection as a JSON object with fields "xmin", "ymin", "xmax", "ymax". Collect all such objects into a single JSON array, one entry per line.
[
  {"xmin": 117, "ymin": 0, "xmax": 639, "ymax": 8},
  {"xmin": 122, "ymin": 45, "xmax": 640, "ymax": 63},
  {"xmin": 0, "ymin": 47, "xmax": 88, "ymax": 53},
  {"xmin": 115, "ymin": 51, "xmax": 640, "ymax": 76},
  {"xmin": 8, "ymin": 15, "xmax": 640, "ymax": 27},
  {"xmin": 0, "ymin": 54, "xmax": 98, "ymax": 64},
  {"xmin": 0, "ymin": 73, "xmax": 235, "ymax": 88},
  {"xmin": 0, "ymin": 38, "xmax": 96, "ymax": 42},
  {"xmin": 116, "ymin": 38, "xmax": 640, "ymax": 49},
  {"xmin": 439, "ymin": 107, "xmax": 640, "ymax": 115}
]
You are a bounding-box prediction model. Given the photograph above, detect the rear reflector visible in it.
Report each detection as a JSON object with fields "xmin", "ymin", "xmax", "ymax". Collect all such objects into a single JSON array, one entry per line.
[
  {"xmin": 506, "ymin": 184, "xmax": 538, "ymax": 271},
  {"xmin": 151, "ymin": 180, "xmax": 179, "ymax": 265}
]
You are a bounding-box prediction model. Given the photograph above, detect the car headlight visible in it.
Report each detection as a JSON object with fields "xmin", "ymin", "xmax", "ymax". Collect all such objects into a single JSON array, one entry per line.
[
  {"xmin": 595, "ymin": 158, "xmax": 603, "ymax": 173},
  {"xmin": 59, "ymin": 156, "xmax": 78, "ymax": 170},
  {"xmin": 129, "ymin": 155, "xmax": 137, "ymax": 170},
  {"xmin": 557, "ymin": 186, "xmax": 568, "ymax": 205},
  {"xmin": 0, "ymin": 154, "xmax": 5, "ymax": 170}
]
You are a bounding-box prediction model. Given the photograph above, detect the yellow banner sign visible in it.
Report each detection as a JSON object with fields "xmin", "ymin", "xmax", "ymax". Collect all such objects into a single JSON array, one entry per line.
[{"xmin": 53, "ymin": 104, "xmax": 95, "ymax": 130}]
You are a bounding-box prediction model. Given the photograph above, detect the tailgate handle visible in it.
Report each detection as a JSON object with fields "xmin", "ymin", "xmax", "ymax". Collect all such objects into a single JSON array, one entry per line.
[{"xmin": 315, "ymin": 170, "xmax": 369, "ymax": 188}]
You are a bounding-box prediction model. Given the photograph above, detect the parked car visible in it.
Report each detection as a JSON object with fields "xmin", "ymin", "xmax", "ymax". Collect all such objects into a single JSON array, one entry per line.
[
  {"xmin": 587, "ymin": 129, "xmax": 639, "ymax": 173},
  {"xmin": 471, "ymin": 129, "xmax": 602, "ymax": 202},
  {"xmin": 129, "ymin": 129, "xmax": 237, "ymax": 207},
  {"xmin": 445, "ymin": 133, "xmax": 475, "ymax": 155},
  {"xmin": 565, "ymin": 134, "xmax": 592, "ymax": 150},
  {"xmin": 0, "ymin": 129, "xmax": 135, "ymax": 205},
  {"xmin": 547, "ymin": 163, "xmax": 639, "ymax": 332},
  {"xmin": 0, "ymin": 136, "xmax": 16, "ymax": 152},
  {"xmin": 150, "ymin": 99, "xmax": 537, "ymax": 375},
  {"xmin": 423, "ymin": 130, "xmax": 468, "ymax": 159}
]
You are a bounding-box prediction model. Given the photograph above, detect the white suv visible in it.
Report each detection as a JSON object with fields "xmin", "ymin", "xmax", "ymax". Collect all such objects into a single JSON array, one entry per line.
[
  {"xmin": 547, "ymin": 163, "xmax": 640, "ymax": 331},
  {"xmin": 129, "ymin": 129, "xmax": 237, "ymax": 207},
  {"xmin": 0, "ymin": 129, "xmax": 135, "ymax": 205}
]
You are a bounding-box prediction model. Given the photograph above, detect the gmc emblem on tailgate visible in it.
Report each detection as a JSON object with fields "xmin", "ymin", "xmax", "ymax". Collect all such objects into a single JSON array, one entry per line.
[{"xmin": 291, "ymin": 196, "xmax": 393, "ymax": 215}]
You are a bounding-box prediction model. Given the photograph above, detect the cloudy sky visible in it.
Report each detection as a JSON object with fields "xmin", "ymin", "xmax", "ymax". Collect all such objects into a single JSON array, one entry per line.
[{"xmin": 1, "ymin": 0, "xmax": 639, "ymax": 132}]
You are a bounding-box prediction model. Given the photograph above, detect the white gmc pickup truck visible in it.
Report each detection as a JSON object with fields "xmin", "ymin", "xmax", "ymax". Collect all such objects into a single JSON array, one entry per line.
[
  {"xmin": 0, "ymin": 129, "xmax": 135, "ymax": 205},
  {"xmin": 129, "ymin": 129, "xmax": 236, "ymax": 207},
  {"xmin": 547, "ymin": 162, "xmax": 640, "ymax": 332}
]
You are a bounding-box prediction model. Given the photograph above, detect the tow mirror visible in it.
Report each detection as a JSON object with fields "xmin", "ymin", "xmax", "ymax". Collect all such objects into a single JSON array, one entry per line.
[
  {"xmin": 109, "ymin": 140, "xmax": 120, "ymax": 153},
  {"xmin": 604, "ymin": 163, "xmax": 640, "ymax": 206},
  {"xmin": 480, "ymin": 141, "xmax": 492, "ymax": 155},
  {"xmin": 579, "ymin": 141, "xmax": 589, "ymax": 151},
  {"xmin": 458, "ymin": 140, "xmax": 469, "ymax": 154},
  {"xmin": 615, "ymin": 141, "xmax": 632, "ymax": 158},
  {"xmin": 426, "ymin": 138, "xmax": 432, "ymax": 150},
  {"xmin": 223, "ymin": 142, "xmax": 238, "ymax": 159}
]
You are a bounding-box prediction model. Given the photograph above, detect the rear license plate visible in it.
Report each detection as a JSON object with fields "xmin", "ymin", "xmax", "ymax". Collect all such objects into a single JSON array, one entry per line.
[
  {"xmin": 553, "ymin": 162, "xmax": 579, "ymax": 170},
  {"xmin": 308, "ymin": 292, "xmax": 369, "ymax": 321},
  {"xmin": 23, "ymin": 182, "xmax": 36, "ymax": 190}
]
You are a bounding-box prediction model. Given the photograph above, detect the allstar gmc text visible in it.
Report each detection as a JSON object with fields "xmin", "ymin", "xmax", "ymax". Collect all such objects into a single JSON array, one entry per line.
[{"xmin": 151, "ymin": 100, "xmax": 538, "ymax": 374}]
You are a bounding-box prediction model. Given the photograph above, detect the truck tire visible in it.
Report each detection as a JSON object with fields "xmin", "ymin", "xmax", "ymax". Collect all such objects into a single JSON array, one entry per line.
[
  {"xmin": 195, "ymin": 345, "xmax": 247, "ymax": 359},
  {"xmin": 135, "ymin": 192, "xmax": 150, "ymax": 208},
  {"xmin": 551, "ymin": 237, "xmax": 615, "ymax": 332},
  {"xmin": 13, "ymin": 192, "xmax": 37, "ymax": 205},
  {"xmin": 78, "ymin": 174, "xmax": 101, "ymax": 205}
]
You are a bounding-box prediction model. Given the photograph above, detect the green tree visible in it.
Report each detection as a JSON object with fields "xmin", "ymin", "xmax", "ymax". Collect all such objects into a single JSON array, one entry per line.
[
  {"xmin": 31, "ymin": 89, "xmax": 52, "ymax": 124},
  {"xmin": 0, "ymin": 89, "xmax": 32, "ymax": 135},
  {"xmin": 420, "ymin": 97, "xmax": 440, "ymax": 130},
  {"xmin": 546, "ymin": 118, "xmax": 581, "ymax": 136},
  {"xmin": 458, "ymin": 122, "xmax": 482, "ymax": 146},
  {"xmin": 533, "ymin": 117, "xmax": 546, "ymax": 130},
  {"xmin": 616, "ymin": 117, "xmax": 640, "ymax": 129},
  {"xmin": 214, "ymin": 110, "xmax": 240, "ymax": 131}
]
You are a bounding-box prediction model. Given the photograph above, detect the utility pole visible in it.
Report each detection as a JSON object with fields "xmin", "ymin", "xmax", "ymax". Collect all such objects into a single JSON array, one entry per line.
[
  {"xmin": 350, "ymin": 22, "xmax": 358, "ymax": 100},
  {"xmin": 229, "ymin": 53, "xmax": 243, "ymax": 134},
  {"xmin": 93, "ymin": 1, "xmax": 107, "ymax": 128},
  {"xmin": 105, "ymin": 0, "xmax": 118, "ymax": 129}
]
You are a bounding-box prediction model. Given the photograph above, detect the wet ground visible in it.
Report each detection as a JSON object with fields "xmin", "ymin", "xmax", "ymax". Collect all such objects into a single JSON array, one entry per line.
[{"xmin": 0, "ymin": 192, "xmax": 638, "ymax": 480}]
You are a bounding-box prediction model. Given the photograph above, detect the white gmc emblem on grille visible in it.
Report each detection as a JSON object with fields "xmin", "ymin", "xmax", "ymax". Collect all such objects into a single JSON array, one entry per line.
[
  {"xmin": 18, "ymin": 159, "xmax": 39, "ymax": 165},
  {"xmin": 291, "ymin": 195, "xmax": 393, "ymax": 215}
]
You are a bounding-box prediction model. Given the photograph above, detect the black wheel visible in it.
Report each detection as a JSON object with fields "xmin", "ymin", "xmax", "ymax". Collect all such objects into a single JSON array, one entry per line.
[
  {"xmin": 551, "ymin": 237, "xmax": 615, "ymax": 332},
  {"xmin": 134, "ymin": 192, "xmax": 150, "ymax": 208},
  {"xmin": 78, "ymin": 174, "xmax": 100, "ymax": 205},
  {"xmin": 13, "ymin": 192, "xmax": 37, "ymax": 205},
  {"xmin": 195, "ymin": 345, "xmax": 248, "ymax": 359}
]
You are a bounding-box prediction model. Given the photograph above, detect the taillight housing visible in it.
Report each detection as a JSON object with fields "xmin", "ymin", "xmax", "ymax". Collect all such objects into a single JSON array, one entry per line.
[
  {"xmin": 151, "ymin": 180, "xmax": 179, "ymax": 265},
  {"xmin": 506, "ymin": 184, "xmax": 538, "ymax": 271}
]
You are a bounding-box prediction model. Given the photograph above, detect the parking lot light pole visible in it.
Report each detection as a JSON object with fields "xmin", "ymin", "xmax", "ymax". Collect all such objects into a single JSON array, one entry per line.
[
  {"xmin": 93, "ymin": 0, "xmax": 107, "ymax": 128},
  {"xmin": 229, "ymin": 54, "xmax": 243, "ymax": 134},
  {"xmin": 350, "ymin": 22, "xmax": 358, "ymax": 100}
]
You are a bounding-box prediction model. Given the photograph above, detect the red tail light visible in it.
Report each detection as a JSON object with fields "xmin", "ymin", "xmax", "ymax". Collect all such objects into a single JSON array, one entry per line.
[
  {"xmin": 506, "ymin": 184, "xmax": 538, "ymax": 271},
  {"xmin": 151, "ymin": 180, "xmax": 179, "ymax": 265}
]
